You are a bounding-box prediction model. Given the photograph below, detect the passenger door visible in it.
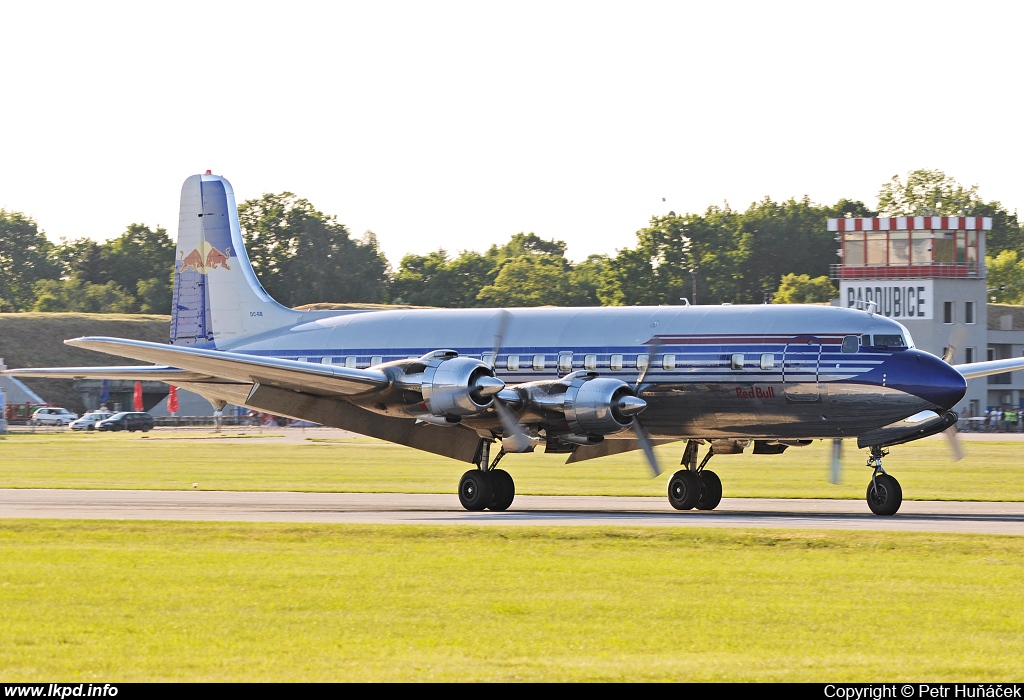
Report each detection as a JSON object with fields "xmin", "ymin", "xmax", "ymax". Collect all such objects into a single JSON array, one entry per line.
[{"xmin": 782, "ymin": 336, "xmax": 822, "ymax": 402}]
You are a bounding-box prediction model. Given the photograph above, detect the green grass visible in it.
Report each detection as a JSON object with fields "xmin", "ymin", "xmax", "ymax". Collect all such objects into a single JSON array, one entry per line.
[
  {"xmin": 1, "ymin": 521, "xmax": 1023, "ymax": 681},
  {"xmin": 1, "ymin": 431, "xmax": 1023, "ymax": 501}
]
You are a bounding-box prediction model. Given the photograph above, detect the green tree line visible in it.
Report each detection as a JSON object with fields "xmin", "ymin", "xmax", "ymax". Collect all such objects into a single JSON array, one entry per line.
[{"xmin": 2, "ymin": 169, "xmax": 1021, "ymax": 313}]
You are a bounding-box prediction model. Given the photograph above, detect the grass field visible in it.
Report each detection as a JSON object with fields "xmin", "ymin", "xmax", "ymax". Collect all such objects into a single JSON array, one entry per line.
[
  {"xmin": 0, "ymin": 430, "xmax": 1022, "ymax": 501},
  {"xmin": 2, "ymin": 521, "xmax": 1023, "ymax": 681}
]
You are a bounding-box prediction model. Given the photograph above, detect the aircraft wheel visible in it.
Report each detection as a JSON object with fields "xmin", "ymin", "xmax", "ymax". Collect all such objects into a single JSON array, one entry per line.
[
  {"xmin": 459, "ymin": 470, "xmax": 494, "ymax": 511},
  {"xmin": 487, "ymin": 469, "xmax": 515, "ymax": 511},
  {"xmin": 668, "ymin": 470, "xmax": 701, "ymax": 510},
  {"xmin": 695, "ymin": 470, "xmax": 723, "ymax": 511},
  {"xmin": 866, "ymin": 474, "xmax": 903, "ymax": 516}
]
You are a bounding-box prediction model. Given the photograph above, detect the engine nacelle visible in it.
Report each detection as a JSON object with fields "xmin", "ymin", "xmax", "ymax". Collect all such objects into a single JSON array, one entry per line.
[
  {"xmin": 562, "ymin": 375, "xmax": 644, "ymax": 436},
  {"xmin": 419, "ymin": 354, "xmax": 504, "ymax": 417}
]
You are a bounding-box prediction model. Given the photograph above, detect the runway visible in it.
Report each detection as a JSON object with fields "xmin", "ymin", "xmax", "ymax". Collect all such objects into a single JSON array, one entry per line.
[{"xmin": 1, "ymin": 489, "xmax": 1023, "ymax": 534}]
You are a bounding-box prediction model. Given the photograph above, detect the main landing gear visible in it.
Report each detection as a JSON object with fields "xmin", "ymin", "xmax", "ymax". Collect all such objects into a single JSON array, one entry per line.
[
  {"xmin": 459, "ymin": 441, "xmax": 516, "ymax": 512},
  {"xmin": 865, "ymin": 446, "xmax": 903, "ymax": 516},
  {"xmin": 668, "ymin": 441, "xmax": 723, "ymax": 511}
]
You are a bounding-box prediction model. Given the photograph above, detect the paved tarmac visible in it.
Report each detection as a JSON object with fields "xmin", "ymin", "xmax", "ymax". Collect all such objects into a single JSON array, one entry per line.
[{"xmin": 1, "ymin": 489, "xmax": 1023, "ymax": 534}]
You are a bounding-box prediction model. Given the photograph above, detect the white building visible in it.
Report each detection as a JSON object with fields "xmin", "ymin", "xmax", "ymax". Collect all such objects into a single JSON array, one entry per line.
[{"xmin": 829, "ymin": 215, "xmax": 998, "ymax": 416}]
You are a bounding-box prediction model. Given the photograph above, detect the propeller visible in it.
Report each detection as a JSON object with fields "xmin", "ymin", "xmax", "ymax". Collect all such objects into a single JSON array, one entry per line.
[
  {"xmin": 941, "ymin": 323, "xmax": 968, "ymax": 462},
  {"xmin": 488, "ymin": 310, "xmax": 537, "ymax": 453},
  {"xmin": 943, "ymin": 324, "xmax": 969, "ymax": 364},
  {"xmin": 631, "ymin": 335, "xmax": 665, "ymax": 477},
  {"xmin": 829, "ymin": 438, "xmax": 843, "ymax": 484}
]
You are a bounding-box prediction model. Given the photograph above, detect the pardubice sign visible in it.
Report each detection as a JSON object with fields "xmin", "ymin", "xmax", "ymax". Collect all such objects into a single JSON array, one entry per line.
[{"xmin": 840, "ymin": 280, "xmax": 933, "ymax": 320}]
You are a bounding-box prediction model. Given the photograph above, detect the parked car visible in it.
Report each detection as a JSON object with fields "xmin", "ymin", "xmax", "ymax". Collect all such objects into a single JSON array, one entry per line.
[
  {"xmin": 70, "ymin": 412, "xmax": 114, "ymax": 431},
  {"xmin": 95, "ymin": 412, "xmax": 155, "ymax": 432},
  {"xmin": 30, "ymin": 407, "xmax": 79, "ymax": 426}
]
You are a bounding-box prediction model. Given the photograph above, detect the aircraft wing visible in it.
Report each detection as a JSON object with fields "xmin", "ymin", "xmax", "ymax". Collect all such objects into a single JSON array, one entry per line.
[
  {"xmin": 954, "ymin": 357, "xmax": 1024, "ymax": 380},
  {"xmin": 3, "ymin": 366, "xmax": 212, "ymax": 382},
  {"xmin": 5, "ymin": 336, "xmax": 391, "ymax": 398}
]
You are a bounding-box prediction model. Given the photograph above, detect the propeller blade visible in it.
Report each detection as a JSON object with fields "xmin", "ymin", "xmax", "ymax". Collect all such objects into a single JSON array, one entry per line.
[
  {"xmin": 943, "ymin": 324, "xmax": 969, "ymax": 364},
  {"xmin": 944, "ymin": 425, "xmax": 966, "ymax": 462},
  {"xmin": 491, "ymin": 309, "xmax": 511, "ymax": 361},
  {"xmin": 828, "ymin": 438, "xmax": 843, "ymax": 484},
  {"xmin": 635, "ymin": 336, "xmax": 664, "ymax": 392},
  {"xmin": 632, "ymin": 419, "xmax": 662, "ymax": 477},
  {"xmin": 492, "ymin": 395, "xmax": 534, "ymax": 453}
]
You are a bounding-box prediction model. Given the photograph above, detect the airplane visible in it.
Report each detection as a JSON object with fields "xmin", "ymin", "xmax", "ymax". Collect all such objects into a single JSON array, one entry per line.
[{"xmin": 8, "ymin": 172, "xmax": 1024, "ymax": 516}]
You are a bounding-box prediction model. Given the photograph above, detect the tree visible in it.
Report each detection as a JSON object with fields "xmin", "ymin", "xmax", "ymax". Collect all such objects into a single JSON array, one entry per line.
[
  {"xmin": 985, "ymin": 250, "xmax": 1024, "ymax": 304},
  {"xmin": 476, "ymin": 255, "xmax": 588, "ymax": 306},
  {"xmin": 31, "ymin": 277, "xmax": 135, "ymax": 313},
  {"xmin": 238, "ymin": 193, "xmax": 389, "ymax": 307},
  {"xmin": 0, "ymin": 210, "xmax": 60, "ymax": 311},
  {"xmin": 877, "ymin": 169, "xmax": 981, "ymax": 216},
  {"xmin": 390, "ymin": 249, "xmax": 496, "ymax": 307},
  {"xmin": 773, "ymin": 273, "xmax": 838, "ymax": 304}
]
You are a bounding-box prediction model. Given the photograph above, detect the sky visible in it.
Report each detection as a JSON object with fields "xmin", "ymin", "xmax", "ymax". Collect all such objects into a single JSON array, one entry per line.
[{"xmin": 1, "ymin": 1, "xmax": 1022, "ymax": 266}]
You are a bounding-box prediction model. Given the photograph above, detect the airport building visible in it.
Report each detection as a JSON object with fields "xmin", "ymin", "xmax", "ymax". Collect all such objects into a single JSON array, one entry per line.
[{"xmin": 829, "ymin": 215, "xmax": 1024, "ymax": 417}]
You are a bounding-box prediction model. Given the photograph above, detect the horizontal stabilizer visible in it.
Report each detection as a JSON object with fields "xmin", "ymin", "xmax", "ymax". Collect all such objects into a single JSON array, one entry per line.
[
  {"xmin": 59, "ymin": 336, "xmax": 391, "ymax": 398},
  {"xmin": 954, "ymin": 357, "xmax": 1024, "ymax": 380}
]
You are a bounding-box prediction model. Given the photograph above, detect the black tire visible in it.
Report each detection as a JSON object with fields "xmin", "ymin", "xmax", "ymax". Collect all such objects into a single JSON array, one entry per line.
[
  {"xmin": 459, "ymin": 470, "xmax": 494, "ymax": 511},
  {"xmin": 668, "ymin": 470, "xmax": 701, "ymax": 510},
  {"xmin": 866, "ymin": 473, "xmax": 903, "ymax": 516},
  {"xmin": 695, "ymin": 470, "xmax": 723, "ymax": 511},
  {"xmin": 487, "ymin": 469, "xmax": 515, "ymax": 511}
]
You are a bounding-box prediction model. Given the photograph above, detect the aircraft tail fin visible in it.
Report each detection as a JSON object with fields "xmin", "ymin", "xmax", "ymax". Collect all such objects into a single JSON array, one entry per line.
[{"xmin": 170, "ymin": 173, "xmax": 301, "ymax": 348}]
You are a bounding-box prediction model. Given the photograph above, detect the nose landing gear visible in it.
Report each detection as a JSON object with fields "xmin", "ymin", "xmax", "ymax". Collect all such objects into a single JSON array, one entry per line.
[{"xmin": 865, "ymin": 446, "xmax": 903, "ymax": 516}]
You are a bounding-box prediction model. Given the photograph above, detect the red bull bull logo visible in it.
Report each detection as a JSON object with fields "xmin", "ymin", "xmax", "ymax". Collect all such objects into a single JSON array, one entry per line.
[{"xmin": 178, "ymin": 243, "xmax": 232, "ymax": 274}]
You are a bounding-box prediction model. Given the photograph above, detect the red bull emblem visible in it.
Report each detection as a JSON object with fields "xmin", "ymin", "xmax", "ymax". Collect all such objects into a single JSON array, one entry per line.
[
  {"xmin": 205, "ymin": 246, "xmax": 231, "ymax": 270},
  {"xmin": 179, "ymin": 243, "xmax": 232, "ymax": 274}
]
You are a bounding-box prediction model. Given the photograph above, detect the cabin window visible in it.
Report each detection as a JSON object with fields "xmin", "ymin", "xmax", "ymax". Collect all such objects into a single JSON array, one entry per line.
[
  {"xmin": 558, "ymin": 352, "xmax": 573, "ymax": 372},
  {"xmin": 583, "ymin": 354, "xmax": 597, "ymax": 370},
  {"xmin": 610, "ymin": 354, "xmax": 623, "ymax": 371},
  {"xmin": 506, "ymin": 355, "xmax": 520, "ymax": 372},
  {"xmin": 860, "ymin": 335, "xmax": 871, "ymax": 347},
  {"xmin": 841, "ymin": 336, "xmax": 859, "ymax": 353},
  {"xmin": 370, "ymin": 356, "xmax": 383, "ymax": 366},
  {"xmin": 662, "ymin": 354, "xmax": 676, "ymax": 370},
  {"xmin": 533, "ymin": 354, "xmax": 546, "ymax": 371},
  {"xmin": 730, "ymin": 353, "xmax": 745, "ymax": 370},
  {"xmin": 760, "ymin": 353, "xmax": 774, "ymax": 370},
  {"xmin": 482, "ymin": 352, "xmax": 496, "ymax": 367},
  {"xmin": 636, "ymin": 354, "xmax": 649, "ymax": 371},
  {"xmin": 321, "ymin": 357, "xmax": 332, "ymax": 364},
  {"xmin": 345, "ymin": 356, "xmax": 357, "ymax": 368}
]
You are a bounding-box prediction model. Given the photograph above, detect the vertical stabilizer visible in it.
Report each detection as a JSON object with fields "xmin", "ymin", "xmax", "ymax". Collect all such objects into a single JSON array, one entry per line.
[{"xmin": 170, "ymin": 173, "xmax": 301, "ymax": 348}]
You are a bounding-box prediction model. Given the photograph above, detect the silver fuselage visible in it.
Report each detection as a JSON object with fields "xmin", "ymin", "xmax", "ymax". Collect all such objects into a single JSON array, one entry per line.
[{"xmin": 226, "ymin": 304, "xmax": 964, "ymax": 440}]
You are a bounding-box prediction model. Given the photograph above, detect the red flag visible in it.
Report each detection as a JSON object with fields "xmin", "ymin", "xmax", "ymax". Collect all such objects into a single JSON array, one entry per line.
[
  {"xmin": 167, "ymin": 385, "xmax": 179, "ymax": 414},
  {"xmin": 133, "ymin": 381, "xmax": 144, "ymax": 411}
]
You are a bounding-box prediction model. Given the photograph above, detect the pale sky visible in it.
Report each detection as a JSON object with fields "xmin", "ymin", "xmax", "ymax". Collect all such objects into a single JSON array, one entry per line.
[{"xmin": 2, "ymin": 1, "xmax": 1021, "ymax": 266}]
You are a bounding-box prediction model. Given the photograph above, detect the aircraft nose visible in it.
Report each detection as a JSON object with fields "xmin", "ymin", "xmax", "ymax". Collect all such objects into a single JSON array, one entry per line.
[{"xmin": 888, "ymin": 349, "xmax": 967, "ymax": 411}]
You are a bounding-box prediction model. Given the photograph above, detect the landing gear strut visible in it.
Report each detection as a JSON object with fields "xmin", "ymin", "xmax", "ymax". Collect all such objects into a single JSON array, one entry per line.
[
  {"xmin": 458, "ymin": 440, "xmax": 516, "ymax": 512},
  {"xmin": 865, "ymin": 446, "xmax": 902, "ymax": 516},
  {"xmin": 668, "ymin": 441, "xmax": 723, "ymax": 511}
]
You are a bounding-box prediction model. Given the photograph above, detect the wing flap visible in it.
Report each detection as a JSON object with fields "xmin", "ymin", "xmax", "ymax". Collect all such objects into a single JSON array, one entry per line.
[
  {"xmin": 3, "ymin": 366, "xmax": 212, "ymax": 381},
  {"xmin": 55, "ymin": 336, "xmax": 390, "ymax": 397}
]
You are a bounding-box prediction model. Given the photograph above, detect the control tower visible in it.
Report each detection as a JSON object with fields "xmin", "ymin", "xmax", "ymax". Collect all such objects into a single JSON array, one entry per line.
[{"xmin": 829, "ymin": 215, "xmax": 992, "ymax": 416}]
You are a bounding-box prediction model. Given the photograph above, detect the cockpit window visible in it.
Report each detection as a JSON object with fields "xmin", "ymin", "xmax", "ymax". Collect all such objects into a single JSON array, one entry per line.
[
  {"xmin": 841, "ymin": 336, "xmax": 859, "ymax": 353},
  {"xmin": 872, "ymin": 334, "xmax": 906, "ymax": 348}
]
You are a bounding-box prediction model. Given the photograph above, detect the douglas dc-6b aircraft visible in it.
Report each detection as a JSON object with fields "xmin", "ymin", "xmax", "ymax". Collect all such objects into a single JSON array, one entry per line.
[{"xmin": 10, "ymin": 173, "xmax": 1024, "ymax": 516}]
